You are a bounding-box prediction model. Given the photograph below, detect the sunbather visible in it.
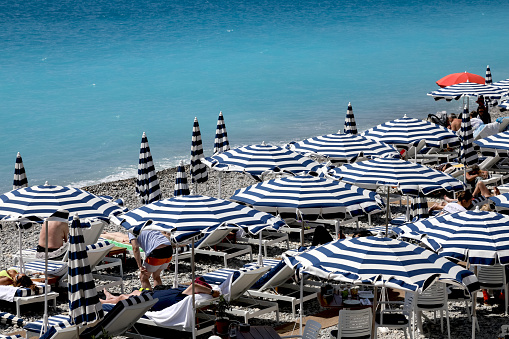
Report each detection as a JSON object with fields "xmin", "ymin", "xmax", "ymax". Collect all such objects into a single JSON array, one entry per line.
[
  {"xmin": 0, "ymin": 269, "xmax": 38, "ymax": 293},
  {"xmin": 36, "ymin": 220, "xmax": 69, "ymax": 260},
  {"xmin": 101, "ymin": 232, "xmax": 131, "ymax": 244}
]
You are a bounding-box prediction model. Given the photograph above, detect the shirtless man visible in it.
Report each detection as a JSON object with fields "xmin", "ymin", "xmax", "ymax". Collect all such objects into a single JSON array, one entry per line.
[
  {"xmin": 36, "ymin": 220, "xmax": 69, "ymax": 260},
  {"xmin": 447, "ymin": 113, "xmax": 462, "ymax": 131}
]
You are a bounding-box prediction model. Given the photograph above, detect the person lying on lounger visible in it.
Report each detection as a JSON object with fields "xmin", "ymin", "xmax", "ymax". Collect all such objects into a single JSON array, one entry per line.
[
  {"xmin": 100, "ymin": 276, "xmax": 220, "ymax": 311},
  {"xmin": 0, "ymin": 269, "xmax": 39, "ymax": 293}
]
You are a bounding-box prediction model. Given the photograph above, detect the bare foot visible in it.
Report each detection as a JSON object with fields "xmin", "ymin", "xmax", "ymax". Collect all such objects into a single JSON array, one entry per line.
[
  {"xmin": 494, "ymin": 187, "xmax": 501, "ymax": 196},
  {"xmin": 103, "ymin": 288, "xmax": 114, "ymax": 300}
]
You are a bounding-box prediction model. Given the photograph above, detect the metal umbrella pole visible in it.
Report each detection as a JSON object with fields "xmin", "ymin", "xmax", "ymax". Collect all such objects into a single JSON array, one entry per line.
[{"xmin": 191, "ymin": 237, "xmax": 196, "ymax": 339}]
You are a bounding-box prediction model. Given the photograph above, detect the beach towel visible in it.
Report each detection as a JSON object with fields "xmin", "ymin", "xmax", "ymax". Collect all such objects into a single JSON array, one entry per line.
[{"xmin": 0, "ymin": 286, "xmax": 18, "ymax": 302}]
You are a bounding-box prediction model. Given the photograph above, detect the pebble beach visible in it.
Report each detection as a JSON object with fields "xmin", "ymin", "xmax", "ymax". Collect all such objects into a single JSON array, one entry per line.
[{"xmin": 1, "ymin": 110, "xmax": 509, "ymax": 338}]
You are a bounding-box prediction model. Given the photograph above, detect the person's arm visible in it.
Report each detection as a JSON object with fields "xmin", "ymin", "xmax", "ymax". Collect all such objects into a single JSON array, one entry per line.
[
  {"xmin": 63, "ymin": 223, "xmax": 69, "ymax": 243},
  {"xmin": 0, "ymin": 276, "xmax": 13, "ymax": 285},
  {"xmin": 130, "ymin": 238, "xmax": 144, "ymax": 270},
  {"xmin": 465, "ymin": 170, "xmax": 479, "ymax": 182}
]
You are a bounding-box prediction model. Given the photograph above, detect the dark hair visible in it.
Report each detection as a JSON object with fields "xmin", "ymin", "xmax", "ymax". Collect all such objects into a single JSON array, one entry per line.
[
  {"xmin": 457, "ymin": 190, "xmax": 473, "ymax": 202},
  {"xmin": 353, "ymin": 230, "xmax": 373, "ymax": 238},
  {"xmin": 12, "ymin": 274, "xmax": 38, "ymax": 294}
]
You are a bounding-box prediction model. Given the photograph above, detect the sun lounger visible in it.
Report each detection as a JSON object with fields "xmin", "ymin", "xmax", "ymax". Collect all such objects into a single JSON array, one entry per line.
[
  {"xmin": 0, "ymin": 312, "xmax": 24, "ymax": 327},
  {"xmin": 24, "ymin": 294, "xmax": 157, "ymax": 339},
  {"xmin": 0, "ymin": 283, "xmax": 58, "ymax": 317},
  {"xmin": 235, "ymin": 229, "xmax": 290, "ymax": 257}
]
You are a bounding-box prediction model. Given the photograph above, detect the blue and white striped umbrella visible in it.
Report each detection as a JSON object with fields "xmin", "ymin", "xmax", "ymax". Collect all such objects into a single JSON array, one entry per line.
[
  {"xmin": 489, "ymin": 193, "xmax": 509, "ymax": 212},
  {"xmin": 459, "ymin": 106, "xmax": 479, "ymax": 167},
  {"xmin": 361, "ymin": 115, "xmax": 460, "ymax": 149},
  {"xmin": 287, "ymin": 133, "xmax": 400, "ymax": 163},
  {"xmin": 328, "ymin": 158, "xmax": 465, "ymax": 196},
  {"xmin": 68, "ymin": 214, "xmax": 104, "ymax": 326},
  {"xmin": 427, "ymin": 82, "xmax": 508, "ymax": 101},
  {"xmin": 411, "ymin": 196, "xmax": 429, "ymax": 219},
  {"xmin": 174, "ymin": 161, "xmax": 190, "ymax": 197},
  {"xmin": 136, "ymin": 132, "xmax": 162, "ymax": 205},
  {"xmin": 230, "ymin": 175, "xmax": 385, "ymax": 220},
  {"xmin": 344, "ymin": 102, "xmax": 357, "ymax": 135},
  {"xmin": 0, "ymin": 184, "xmax": 125, "ymax": 223},
  {"xmin": 283, "ymin": 236, "xmax": 479, "ymax": 293},
  {"xmin": 474, "ymin": 131, "xmax": 509, "ymax": 157},
  {"xmin": 500, "ymin": 100, "xmax": 509, "ymax": 110},
  {"xmin": 203, "ymin": 143, "xmax": 322, "ymax": 180},
  {"xmin": 396, "ymin": 209, "xmax": 509, "ymax": 266},
  {"xmin": 113, "ymin": 195, "xmax": 286, "ymax": 236},
  {"xmin": 485, "ymin": 65, "xmax": 492, "ymax": 85},
  {"xmin": 13, "ymin": 152, "xmax": 28, "ymax": 190},
  {"xmin": 492, "ymin": 79, "xmax": 509, "ymax": 91},
  {"xmin": 190, "ymin": 117, "xmax": 208, "ymax": 184},
  {"xmin": 213, "ymin": 111, "xmax": 230, "ymax": 154}
]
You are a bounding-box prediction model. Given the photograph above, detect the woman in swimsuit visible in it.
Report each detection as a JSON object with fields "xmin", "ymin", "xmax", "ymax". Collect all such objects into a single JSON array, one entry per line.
[{"xmin": 0, "ymin": 269, "xmax": 38, "ymax": 293}]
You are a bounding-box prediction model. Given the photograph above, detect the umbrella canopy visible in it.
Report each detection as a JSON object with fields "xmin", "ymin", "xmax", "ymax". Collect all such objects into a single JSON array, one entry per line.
[
  {"xmin": 0, "ymin": 184, "xmax": 125, "ymax": 223},
  {"xmin": 190, "ymin": 117, "xmax": 209, "ymax": 184},
  {"xmin": 287, "ymin": 133, "xmax": 400, "ymax": 163},
  {"xmin": 202, "ymin": 143, "xmax": 322, "ymax": 180},
  {"xmin": 328, "ymin": 158, "xmax": 465, "ymax": 196},
  {"xmin": 474, "ymin": 131, "xmax": 509, "ymax": 157},
  {"xmin": 490, "ymin": 193, "xmax": 509, "ymax": 212},
  {"xmin": 68, "ymin": 214, "xmax": 104, "ymax": 325},
  {"xmin": 428, "ymin": 82, "xmax": 508, "ymax": 101},
  {"xmin": 283, "ymin": 236, "xmax": 479, "ymax": 293},
  {"xmin": 500, "ymin": 101, "xmax": 509, "ymax": 110},
  {"xmin": 459, "ymin": 106, "xmax": 479, "ymax": 167},
  {"xmin": 344, "ymin": 102, "xmax": 358, "ymax": 135},
  {"xmin": 136, "ymin": 132, "xmax": 162, "ymax": 205},
  {"xmin": 361, "ymin": 115, "xmax": 460, "ymax": 149},
  {"xmin": 13, "ymin": 152, "xmax": 28, "ymax": 190},
  {"xmin": 492, "ymin": 79, "xmax": 509, "ymax": 91},
  {"xmin": 229, "ymin": 175, "xmax": 385, "ymax": 220},
  {"xmin": 213, "ymin": 111, "xmax": 230, "ymax": 154},
  {"xmin": 113, "ymin": 195, "xmax": 286, "ymax": 236},
  {"xmin": 396, "ymin": 209, "xmax": 509, "ymax": 266},
  {"xmin": 174, "ymin": 161, "xmax": 190, "ymax": 197},
  {"xmin": 485, "ymin": 65, "xmax": 492, "ymax": 85},
  {"xmin": 436, "ymin": 72, "xmax": 485, "ymax": 88}
]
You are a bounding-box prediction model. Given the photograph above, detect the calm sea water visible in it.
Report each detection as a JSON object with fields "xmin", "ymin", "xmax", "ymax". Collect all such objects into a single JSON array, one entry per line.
[{"xmin": 1, "ymin": 0, "xmax": 509, "ymax": 193}]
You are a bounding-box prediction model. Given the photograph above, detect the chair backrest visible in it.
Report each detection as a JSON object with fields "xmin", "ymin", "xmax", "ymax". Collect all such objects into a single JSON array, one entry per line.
[
  {"xmin": 230, "ymin": 266, "xmax": 270, "ymax": 300},
  {"xmin": 416, "ymin": 282, "xmax": 447, "ymax": 309},
  {"xmin": 82, "ymin": 220, "xmax": 106, "ymax": 246},
  {"xmin": 479, "ymin": 154, "xmax": 502, "ymax": 171},
  {"xmin": 195, "ymin": 227, "xmax": 235, "ymax": 249},
  {"xmin": 245, "ymin": 259, "xmax": 294, "ymax": 291},
  {"xmin": 85, "ymin": 241, "xmax": 114, "ymax": 269},
  {"xmin": 302, "ymin": 319, "xmax": 322, "ymax": 339},
  {"xmin": 337, "ymin": 308, "xmax": 372, "ymax": 339},
  {"xmin": 477, "ymin": 265, "xmax": 506, "ymax": 289}
]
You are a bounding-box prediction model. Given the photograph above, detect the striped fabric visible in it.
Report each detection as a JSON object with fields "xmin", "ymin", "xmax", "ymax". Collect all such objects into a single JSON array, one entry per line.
[
  {"xmin": 114, "ymin": 195, "xmax": 286, "ymax": 236},
  {"xmin": 474, "ymin": 131, "xmax": 509, "ymax": 157},
  {"xmin": 411, "ymin": 196, "xmax": 429, "ymax": 219},
  {"xmin": 328, "ymin": 158, "xmax": 465, "ymax": 196},
  {"xmin": 459, "ymin": 107, "xmax": 479, "ymax": 167},
  {"xmin": 136, "ymin": 132, "xmax": 162, "ymax": 205},
  {"xmin": 190, "ymin": 117, "xmax": 208, "ymax": 184},
  {"xmin": 230, "ymin": 175, "xmax": 384, "ymax": 221},
  {"xmin": 13, "ymin": 260, "xmax": 67, "ymax": 277},
  {"xmin": 490, "ymin": 192, "xmax": 509, "ymax": 211},
  {"xmin": 0, "ymin": 335, "xmax": 22, "ymax": 339},
  {"xmin": 283, "ymin": 236, "xmax": 479, "ymax": 293},
  {"xmin": 68, "ymin": 215, "xmax": 104, "ymax": 326},
  {"xmin": 86, "ymin": 240, "xmax": 111, "ymax": 250},
  {"xmin": 203, "ymin": 143, "xmax": 321, "ymax": 180},
  {"xmin": 202, "ymin": 268, "xmax": 239, "ymax": 285},
  {"xmin": 13, "ymin": 283, "xmax": 48, "ymax": 297},
  {"xmin": 500, "ymin": 100, "xmax": 509, "ymax": 110},
  {"xmin": 0, "ymin": 185, "xmax": 124, "ymax": 223},
  {"xmin": 361, "ymin": 115, "xmax": 460, "ymax": 149},
  {"xmin": 174, "ymin": 161, "xmax": 190, "ymax": 197},
  {"xmin": 288, "ymin": 133, "xmax": 399, "ymax": 163},
  {"xmin": 344, "ymin": 102, "xmax": 358, "ymax": 135},
  {"xmin": 213, "ymin": 111, "xmax": 230, "ymax": 154},
  {"xmin": 24, "ymin": 314, "xmax": 72, "ymax": 333},
  {"xmin": 398, "ymin": 209, "xmax": 509, "ymax": 266},
  {"xmin": 485, "ymin": 65, "xmax": 492, "ymax": 85},
  {"xmin": 13, "ymin": 152, "xmax": 28, "ymax": 190},
  {"xmin": 427, "ymin": 82, "xmax": 508, "ymax": 101},
  {"xmin": 0, "ymin": 312, "xmax": 24, "ymax": 326},
  {"xmin": 492, "ymin": 79, "xmax": 509, "ymax": 90}
]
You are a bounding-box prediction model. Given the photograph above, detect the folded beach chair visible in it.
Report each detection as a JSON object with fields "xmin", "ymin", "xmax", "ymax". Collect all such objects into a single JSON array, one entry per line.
[
  {"xmin": 24, "ymin": 294, "xmax": 157, "ymax": 339},
  {"xmin": 243, "ymin": 258, "xmax": 319, "ymax": 317}
]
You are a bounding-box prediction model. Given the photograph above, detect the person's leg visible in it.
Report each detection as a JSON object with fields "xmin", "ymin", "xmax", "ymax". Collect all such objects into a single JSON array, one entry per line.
[
  {"xmin": 143, "ymin": 260, "xmax": 170, "ymax": 289},
  {"xmin": 151, "ymin": 268, "xmax": 165, "ymax": 287},
  {"xmin": 99, "ymin": 290, "xmax": 142, "ymax": 304},
  {"xmin": 473, "ymin": 181, "xmax": 492, "ymax": 197}
]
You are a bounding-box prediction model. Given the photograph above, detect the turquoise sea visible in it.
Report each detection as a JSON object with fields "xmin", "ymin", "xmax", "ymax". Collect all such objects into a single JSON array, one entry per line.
[{"xmin": 1, "ymin": 0, "xmax": 509, "ymax": 193}]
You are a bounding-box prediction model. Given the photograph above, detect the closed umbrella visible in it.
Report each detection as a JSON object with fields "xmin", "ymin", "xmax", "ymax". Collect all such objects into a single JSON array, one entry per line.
[
  {"xmin": 190, "ymin": 117, "xmax": 208, "ymax": 187},
  {"xmin": 458, "ymin": 106, "xmax": 479, "ymax": 176},
  {"xmin": 288, "ymin": 133, "xmax": 399, "ymax": 164},
  {"xmin": 68, "ymin": 214, "xmax": 104, "ymax": 326},
  {"xmin": 344, "ymin": 102, "xmax": 358, "ymax": 135},
  {"xmin": 174, "ymin": 160, "xmax": 190, "ymax": 197},
  {"xmin": 13, "ymin": 152, "xmax": 28, "ymax": 190},
  {"xmin": 436, "ymin": 72, "xmax": 485, "ymax": 88},
  {"xmin": 214, "ymin": 111, "xmax": 230, "ymax": 154},
  {"xmin": 136, "ymin": 132, "xmax": 162, "ymax": 204},
  {"xmin": 485, "ymin": 66, "xmax": 492, "ymax": 85},
  {"xmin": 361, "ymin": 114, "xmax": 460, "ymax": 149}
]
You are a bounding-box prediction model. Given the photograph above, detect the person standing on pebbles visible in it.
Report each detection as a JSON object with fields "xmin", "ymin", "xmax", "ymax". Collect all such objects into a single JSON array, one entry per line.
[{"xmin": 129, "ymin": 230, "xmax": 174, "ymax": 291}]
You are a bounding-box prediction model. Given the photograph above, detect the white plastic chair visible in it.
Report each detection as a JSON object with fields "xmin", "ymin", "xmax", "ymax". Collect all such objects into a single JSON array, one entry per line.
[
  {"xmin": 415, "ymin": 283, "xmax": 450, "ymax": 339},
  {"xmin": 477, "ymin": 265, "xmax": 508, "ymax": 315},
  {"xmin": 281, "ymin": 319, "xmax": 322, "ymax": 339},
  {"xmin": 329, "ymin": 308, "xmax": 372, "ymax": 339},
  {"xmin": 375, "ymin": 291, "xmax": 415, "ymax": 339}
]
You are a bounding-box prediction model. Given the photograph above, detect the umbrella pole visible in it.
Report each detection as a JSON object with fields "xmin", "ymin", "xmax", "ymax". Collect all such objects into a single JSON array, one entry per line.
[
  {"xmin": 18, "ymin": 223, "xmax": 24, "ymax": 274},
  {"xmin": 191, "ymin": 237, "xmax": 196, "ymax": 339},
  {"xmin": 406, "ymin": 196, "xmax": 410, "ymax": 222},
  {"xmin": 41, "ymin": 219, "xmax": 49, "ymax": 335},
  {"xmin": 335, "ymin": 219, "xmax": 340, "ymax": 240},
  {"xmin": 472, "ymin": 267, "xmax": 478, "ymax": 339},
  {"xmin": 258, "ymin": 231, "xmax": 263, "ymax": 266},
  {"xmin": 218, "ymin": 172, "xmax": 222, "ymax": 199},
  {"xmin": 173, "ymin": 246, "xmax": 179, "ymax": 288},
  {"xmin": 385, "ymin": 187, "xmax": 390, "ymax": 236},
  {"xmin": 299, "ymin": 275, "xmax": 304, "ymax": 335},
  {"xmin": 372, "ymin": 285, "xmax": 378, "ymax": 339}
]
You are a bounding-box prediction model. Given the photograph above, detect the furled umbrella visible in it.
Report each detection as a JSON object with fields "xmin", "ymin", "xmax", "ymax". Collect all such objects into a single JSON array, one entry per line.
[
  {"xmin": 137, "ymin": 132, "xmax": 162, "ymax": 204},
  {"xmin": 344, "ymin": 102, "xmax": 358, "ymax": 135},
  {"xmin": 13, "ymin": 152, "xmax": 28, "ymax": 190},
  {"xmin": 361, "ymin": 114, "xmax": 460, "ymax": 149},
  {"xmin": 214, "ymin": 111, "xmax": 230, "ymax": 154},
  {"xmin": 458, "ymin": 106, "xmax": 479, "ymax": 179},
  {"xmin": 287, "ymin": 133, "xmax": 400, "ymax": 164},
  {"xmin": 436, "ymin": 72, "xmax": 485, "ymax": 88},
  {"xmin": 68, "ymin": 214, "xmax": 104, "ymax": 327},
  {"xmin": 174, "ymin": 160, "xmax": 190, "ymax": 197},
  {"xmin": 190, "ymin": 117, "xmax": 208, "ymax": 189},
  {"xmin": 474, "ymin": 131, "xmax": 509, "ymax": 157},
  {"xmin": 485, "ymin": 65, "xmax": 492, "ymax": 85}
]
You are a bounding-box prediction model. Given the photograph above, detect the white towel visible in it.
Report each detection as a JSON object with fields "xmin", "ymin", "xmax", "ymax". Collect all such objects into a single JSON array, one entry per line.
[
  {"xmin": 145, "ymin": 293, "xmax": 212, "ymax": 331},
  {"xmin": 0, "ymin": 286, "xmax": 18, "ymax": 302}
]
